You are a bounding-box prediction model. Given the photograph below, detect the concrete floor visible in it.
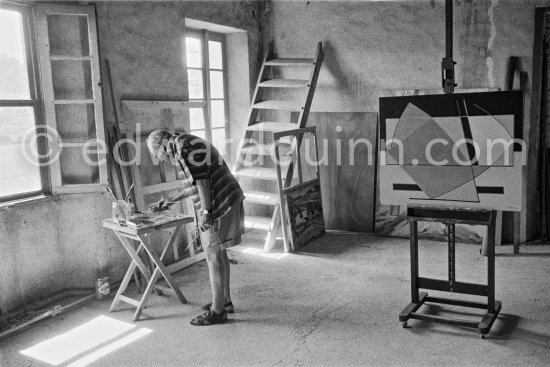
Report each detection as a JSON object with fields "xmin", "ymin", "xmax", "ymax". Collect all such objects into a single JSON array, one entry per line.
[{"xmin": 1, "ymin": 232, "xmax": 549, "ymax": 366}]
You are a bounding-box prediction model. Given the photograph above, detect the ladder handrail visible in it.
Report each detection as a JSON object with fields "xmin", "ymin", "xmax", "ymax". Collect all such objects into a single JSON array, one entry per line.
[{"xmin": 283, "ymin": 42, "xmax": 323, "ymax": 189}]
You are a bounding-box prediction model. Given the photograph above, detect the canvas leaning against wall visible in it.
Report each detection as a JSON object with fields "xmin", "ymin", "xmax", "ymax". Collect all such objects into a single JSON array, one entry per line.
[
  {"xmin": 376, "ymin": 91, "xmax": 523, "ymax": 243},
  {"xmin": 284, "ymin": 180, "xmax": 326, "ymax": 251}
]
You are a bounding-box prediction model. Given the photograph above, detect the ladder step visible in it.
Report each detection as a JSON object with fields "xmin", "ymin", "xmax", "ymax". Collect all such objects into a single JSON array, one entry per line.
[
  {"xmin": 253, "ymin": 100, "xmax": 303, "ymax": 112},
  {"xmin": 264, "ymin": 58, "xmax": 315, "ymax": 66},
  {"xmin": 241, "ymin": 143, "xmax": 274, "ymax": 156},
  {"xmin": 244, "ymin": 215, "xmax": 272, "ymax": 230},
  {"xmin": 241, "ymin": 141, "xmax": 292, "ymax": 156},
  {"xmin": 244, "ymin": 191, "xmax": 279, "ymax": 205},
  {"xmin": 233, "ymin": 167, "xmax": 278, "ymax": 181},
  {"xmin": 247, "ymin": 122, "xmax": 298, "ymax": 133},
  {"xmin": 259, "ymin": 79, "xmax": 310, "ymax": 88}
]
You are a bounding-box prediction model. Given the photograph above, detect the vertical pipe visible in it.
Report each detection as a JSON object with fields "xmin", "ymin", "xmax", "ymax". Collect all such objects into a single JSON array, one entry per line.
[{"xmin": 446, "ymin": 0, "xmax": 453, "ymax": 59}]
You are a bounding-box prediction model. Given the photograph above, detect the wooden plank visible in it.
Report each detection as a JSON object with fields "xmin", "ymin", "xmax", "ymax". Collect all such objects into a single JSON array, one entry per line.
[
  {"xmin": 247, "ymin": 122, "xmax": 298, "ymax": 132},
  {"xmin": 166, "ymin": 252, "xmax": 206, "ymax": 274},
  {"xmin": 122, "ymin": 100, "xmax": 205, "ymax": 110},
  {"xmin": 399, "ymin": 292, "xmax": 427, "ymax": 321},
  {"xmin": 141, "ymin": 181, "xmax": 183, "ymax": 195},
  {"xmin": 311, "ymin": 112, "xmax": 378, "ymax": 232},
  {"xmin": 410, "ymin": 221, "xmax": 419, "ymax": 303},
  {"xmin": 479, "ymin": 301, "xmax": 502, "ymax": 334},
  {"xmin": 273, "ymin": 126, "xmax": 316, "ymax": 139},
  {"xmin": 244, "ymin": 215, "xmax": 272, "ymax": 230},
  {"xmin": 253, "ymin": 100, "xmax": 303, "ymax": 111},
  {"xmin": 417, "ymin": 277, "xmax": 488, "ymax": 296},
  {"xmin": 487, "ymin": 211, "xmax": 496, "ymax": 312},
  {"xmin": 259, "ymin": 79, "xmax": 309, "ymax": 88},
  {"xmin": 243, "ymin": 191, "xmax": 279, "ymax": 205},
  {"xmin": 233, "ymin": 167, "xmax": 278, "ymax": 181},
  {"xmin": 264, "ymin": 58, "xmax": 315, "ymax": 66},
  {"xmin": 409, "ymin": 313, "xmax": 479, "ymax": 329},
  {"xmin": 525, "ymin": 8, "xmax": 546, "ymax": 242},
  {"xmin": 118, "ymin": 295, "xmax": 140, "ymax": 307},
  {"xmin": 425, "ymin": 296, "xmax": 488, "ymax": 310}
]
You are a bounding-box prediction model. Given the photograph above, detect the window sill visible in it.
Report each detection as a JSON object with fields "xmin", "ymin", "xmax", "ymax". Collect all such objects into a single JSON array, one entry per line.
[{"xmin": 0, "ymin": 194, "xmax": 60, "ymax": 211}]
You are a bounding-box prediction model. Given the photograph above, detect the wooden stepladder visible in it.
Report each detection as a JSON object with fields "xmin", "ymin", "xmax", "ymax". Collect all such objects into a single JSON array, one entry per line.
[{"xmin": 232, "ymin": 42, "xmax": 323, "ymax": 252}]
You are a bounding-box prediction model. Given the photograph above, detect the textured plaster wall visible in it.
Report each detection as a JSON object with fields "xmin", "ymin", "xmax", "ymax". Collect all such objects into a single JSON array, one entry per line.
[
  {"xmin": 0, "ymin": 193, "xmax": 124, "ymax": 312},
  {"xmin": 263, "ymin": 0, "xmax": 547, "ymax": 240},
  {"xmin": 1, "ymin": 0, "xmax": 261, "ymax": 314},
  {"xmin": 264, "ymin": 0, "xmax": 537, "ymax": 111}
]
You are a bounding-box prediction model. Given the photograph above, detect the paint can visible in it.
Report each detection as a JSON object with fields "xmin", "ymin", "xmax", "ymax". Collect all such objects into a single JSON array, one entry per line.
[{"xmin": 95, "ymin": 277, "xmax": 110, "ymax": 300}]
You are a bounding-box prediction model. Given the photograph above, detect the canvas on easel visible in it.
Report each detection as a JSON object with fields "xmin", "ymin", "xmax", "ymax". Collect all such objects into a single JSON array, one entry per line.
[{"xmin": 376, "ymin": 90, "xmax": 523, "ymax": 241}]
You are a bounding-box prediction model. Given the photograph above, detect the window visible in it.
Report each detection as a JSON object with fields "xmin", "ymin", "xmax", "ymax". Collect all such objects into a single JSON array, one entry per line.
[
  {"xmin": 185, "ymin": 31, "xmax": 229, "ymax": 156},
  {"xmin": 0, "ymin": 4, "xmax": 43, "ymax": 201}
]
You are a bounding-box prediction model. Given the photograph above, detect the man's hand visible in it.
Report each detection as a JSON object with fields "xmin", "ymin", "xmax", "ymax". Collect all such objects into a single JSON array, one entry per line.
[
  {"xmin": 199, "ymin": 211, "xmax": 213, "ymax": 231},
  {"xmin": 155, "ymin": 199, "xmax": 175, "ymax": 211}
]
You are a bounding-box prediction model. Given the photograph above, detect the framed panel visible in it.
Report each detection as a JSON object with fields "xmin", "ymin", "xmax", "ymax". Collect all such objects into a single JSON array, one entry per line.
[
  {"xmin": 378, "ymin": 91, "xmax": 523, "ymax": 212},
  {"xmin": 36, "ymin": 4, "xmax": 107, "ymax": 194}
]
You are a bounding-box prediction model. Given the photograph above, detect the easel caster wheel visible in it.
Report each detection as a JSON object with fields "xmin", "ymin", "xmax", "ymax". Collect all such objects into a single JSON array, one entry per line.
[
  {"xmin": 479, "ymin": 334, "xmax": 486, "ymax": 339},
  {"xmin": 402, "ymin": 322, "xmax": 408, "ymax": 328}
]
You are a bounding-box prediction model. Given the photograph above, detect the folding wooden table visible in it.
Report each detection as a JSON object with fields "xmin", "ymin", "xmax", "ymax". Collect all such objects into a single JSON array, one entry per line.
[
  {"xmin": 399, "ymin": 205, "xmax": 501, "ymax": 338},
  {"xmin": 102, "ymin": 212, "xmax": 194, "ymax": 321}
]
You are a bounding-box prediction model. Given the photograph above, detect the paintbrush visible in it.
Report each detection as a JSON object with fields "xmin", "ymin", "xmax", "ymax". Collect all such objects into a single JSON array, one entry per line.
[
  {"xmin": 124, "ymin": 182, "xmax": 134, "ymax": 202},
  {"xmin": 103, "ymin": 183, "xmax": 118, "ymax": 204}
]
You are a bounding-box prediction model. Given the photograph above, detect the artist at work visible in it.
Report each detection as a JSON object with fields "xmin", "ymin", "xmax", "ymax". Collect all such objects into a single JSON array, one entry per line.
[{"xmin": 146, "ymin": 130, "xmax": 245, "ymax": 326}]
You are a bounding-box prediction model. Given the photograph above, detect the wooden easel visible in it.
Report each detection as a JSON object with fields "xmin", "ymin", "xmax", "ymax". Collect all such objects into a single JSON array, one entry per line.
[{"xmin": 400, "ymin": 205, "xmax": 501, "ymax": 338}]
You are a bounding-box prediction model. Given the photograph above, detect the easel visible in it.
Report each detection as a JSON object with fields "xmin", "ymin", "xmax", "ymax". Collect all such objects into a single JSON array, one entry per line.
[{"xmin": 399, "ymin": 205, "xmax": 501, "ymax": 338}]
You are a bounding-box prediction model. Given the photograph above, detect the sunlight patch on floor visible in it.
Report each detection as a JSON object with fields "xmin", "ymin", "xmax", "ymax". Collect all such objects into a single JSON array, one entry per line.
[{"xmin": 19, "ymin": 315, "xmax": 151, "ymax": 366}]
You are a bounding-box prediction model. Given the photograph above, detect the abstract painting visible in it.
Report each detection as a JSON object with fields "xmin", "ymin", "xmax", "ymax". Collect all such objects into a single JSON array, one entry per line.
[
  {"xmin": 376, "ymin": 91, "xmax": 523, "ymax": 242},
  {"xmin": 284, "ymin": 180, "xmax": 326, "ymax": 251}
]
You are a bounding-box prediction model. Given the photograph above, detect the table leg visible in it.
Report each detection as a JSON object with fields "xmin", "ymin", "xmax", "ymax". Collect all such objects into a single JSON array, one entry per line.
[
  {"xmin": 114, "ymin": 232, "xmax": 152, "ymax": 281},
  {"xmin": 139, "ymin": 233, "xmax": 187, "ymax": 304},
  {"xmin": 110, "ymin": 261, "xmax": 137, "ymax": 312},
  {"xmin": 133, "ymin": 267, "xmax": 163, "ymax": 321}
]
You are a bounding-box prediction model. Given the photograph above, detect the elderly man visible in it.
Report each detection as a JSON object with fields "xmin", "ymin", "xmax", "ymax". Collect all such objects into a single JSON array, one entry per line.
[{"xmin": 146, "ymin": 130, "xmax": 244, "ymax": 326}]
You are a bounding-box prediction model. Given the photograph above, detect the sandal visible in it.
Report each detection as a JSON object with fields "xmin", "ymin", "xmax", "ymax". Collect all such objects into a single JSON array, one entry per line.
[
  {"xmin": 201, "ymin": 301, "xmax": 234, "ymax": 313},
  {"xmin": 190, "ymin": 310, "xmax": 227, "ymax": 326}
]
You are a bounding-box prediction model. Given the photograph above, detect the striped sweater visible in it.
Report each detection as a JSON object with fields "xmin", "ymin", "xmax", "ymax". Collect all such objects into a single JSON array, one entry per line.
[{"xmin": 168, "ymin": 133, "xmax": 244, "ymax": 220}]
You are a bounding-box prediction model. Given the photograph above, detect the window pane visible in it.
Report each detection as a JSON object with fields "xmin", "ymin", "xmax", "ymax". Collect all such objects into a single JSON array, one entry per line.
[
  {"xmin": 47, "ymin": 15, "xmax": 89, "ymax": 57},
  {"xmin": 185, "ymin": 37, "xmax": 202, "ymax": 68},
  {"xmin": 210, "ymin": 100, "xmax": 225, "ymax": 128},
  {"xmin": 189, "ymin": 107, "xmax": 205, "ymax": 130},
  {"xmin": 51, "ymin": 60, "xmax": 93, "ymax": 100},
  {"xmin": 212, "ymin": 128, "xmax": 226, "ymax": 156},
  {"xmin": 209, "ymin": 71, "xmax": 224, "ymax": 99},
  {"xmin": 0, "ymin": 9, "xmax": 30, "ymax": 99},
  {"xmin": 188, "ymin": 69, "xmax": 204, "ymax": 99},
  {"xmin": 190, "ymin": 129, "xmax": 206, "ymax": 140},
  {"xmin": 208, "ymin": 41, "xmax": 223, "ymax": 69},
  {"xmin": 0, "ymin": 107, "xmax": 41, "ymax": 197},
  {"xmin": 59, "ymin": 145, "xmax": 99, "ymax": 185}
]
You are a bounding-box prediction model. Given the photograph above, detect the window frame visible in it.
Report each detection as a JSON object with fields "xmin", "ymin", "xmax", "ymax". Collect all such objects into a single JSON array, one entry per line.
[
  {"xmin": 0, "ymin": 2, "xmax": 49, "ymax": 203},
  {"xmin": 35, "ymin": 3, "xmax": 108, "ymax": 194},
  {"xmin": 185, "ymin": 29, "xmax": 230, "ymax": 157}
]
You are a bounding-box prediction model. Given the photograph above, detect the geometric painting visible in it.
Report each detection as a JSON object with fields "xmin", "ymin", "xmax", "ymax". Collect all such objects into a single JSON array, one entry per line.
[
  {"xmin": 284, "ymin": 180, "xmax": 326, "ymax": 251},
  {"xmin": 378, "ymin": 91, "xmax": 523, "ymax": 212}
]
